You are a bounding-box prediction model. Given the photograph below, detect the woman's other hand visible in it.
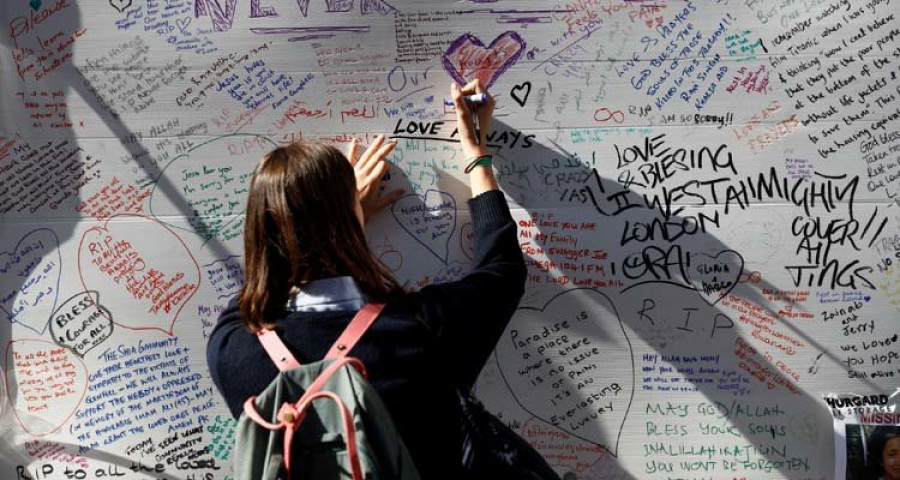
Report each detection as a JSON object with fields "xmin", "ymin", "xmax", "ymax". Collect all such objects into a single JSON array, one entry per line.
[{"xmin": 347, "ymin": 135, "xmax": 404, "ymax": 223}]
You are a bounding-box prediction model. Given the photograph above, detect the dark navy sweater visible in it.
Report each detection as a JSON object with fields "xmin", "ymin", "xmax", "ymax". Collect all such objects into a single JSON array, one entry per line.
[{"xmin": 206, "ymin": 190, "xmax": 526, "ymax": 479}]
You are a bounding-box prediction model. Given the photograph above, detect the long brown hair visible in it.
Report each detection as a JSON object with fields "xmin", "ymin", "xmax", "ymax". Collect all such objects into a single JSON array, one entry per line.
[{"xmin": 240, "ymin": 141, "xmax": 405, "ymax": 332}]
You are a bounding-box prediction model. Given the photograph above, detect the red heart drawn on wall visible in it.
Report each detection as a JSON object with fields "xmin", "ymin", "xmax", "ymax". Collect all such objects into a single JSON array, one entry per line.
[
  {"xmin": 77, "ymin": 214, "xmax": 200, "ymax": 335},
  {"xmin": 6, "ymin": 340, "xmax": 88, "ymax": 437},
  {"xmin": 442, "ymin": 31, "xmax": 526, "ymax": 89}
]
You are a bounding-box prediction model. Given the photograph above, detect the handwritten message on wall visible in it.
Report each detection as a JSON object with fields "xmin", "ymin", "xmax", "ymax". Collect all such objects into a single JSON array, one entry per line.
[{"xmin": 2, "ymin": 0, "xmax": 898, "ymax": 478}]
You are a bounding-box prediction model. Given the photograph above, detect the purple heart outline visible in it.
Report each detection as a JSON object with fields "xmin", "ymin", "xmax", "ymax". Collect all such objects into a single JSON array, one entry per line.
[
  {"xmin": 176, "ymin": 16, "xmax": 192, "ymax": 34},
  {"xmin": 442, "ymin": 31, "xmax": 526, "ymax": 89},
  {"xmin": 0, "ymin": 228, "xmax": 62, "ymax": 334},
  {"xmin": 391, "ymin": 190, "xmax": 457, "ymax": 264}
]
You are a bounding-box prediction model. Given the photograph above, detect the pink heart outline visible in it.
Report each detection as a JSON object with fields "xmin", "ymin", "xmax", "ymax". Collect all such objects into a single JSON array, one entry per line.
[{"xmin": 442, "ymin": 31, "xmax": 526, "ymax": 89}]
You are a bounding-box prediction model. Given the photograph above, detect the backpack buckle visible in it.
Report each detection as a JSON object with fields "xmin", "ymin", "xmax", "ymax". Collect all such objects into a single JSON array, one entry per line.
[{"xmin": 279, "ymin": 405, "xmax": 301, "ymax": 425}]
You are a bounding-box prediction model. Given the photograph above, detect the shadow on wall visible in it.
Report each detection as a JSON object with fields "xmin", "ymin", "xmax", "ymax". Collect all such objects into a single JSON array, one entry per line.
[
  {"xmin": 1, "ymin": 3, "xmax": 90, "ymax": 469},
  {"xmin": 0, "ymin": 2, "xmax": 888, "ymax": 478},
  {"xmin": 472, "ymin": 118, "xmax": 881, "ymax": 479},
  {"xmin": 0, "ymin": 1, "xmax": 236, "ymax": 472}
]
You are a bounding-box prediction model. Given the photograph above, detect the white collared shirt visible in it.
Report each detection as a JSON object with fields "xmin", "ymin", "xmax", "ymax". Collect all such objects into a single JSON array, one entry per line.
[{"xmin": 285, "ymin": 276, "xmax": 368, "ymax": 313}]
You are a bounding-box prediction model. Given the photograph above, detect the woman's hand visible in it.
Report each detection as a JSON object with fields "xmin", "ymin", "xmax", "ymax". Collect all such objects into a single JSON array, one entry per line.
[
  {"xmin": 451, "ymin": 79, "xmax": 495, "ymax": 159},
  {"xmin": 451, "ymin": 80, "xmax": 499, "ymax": 195},
  {"xmin": 347, "ymin": 135, "xmax": 404, "ymax": 223}
]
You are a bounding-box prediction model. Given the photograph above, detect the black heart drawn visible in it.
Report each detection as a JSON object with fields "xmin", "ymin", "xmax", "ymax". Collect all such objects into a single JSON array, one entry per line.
[
  {"xmin": 510, "ymin": 81, "xmax": 532, "ymax": 107},
  {"xmin": 686, "ymin": 250, "xmax": 744, "ymax": 306},
  {"xmin": 109, "ymin": 0, "xmax": 132, "ymax": 13}
]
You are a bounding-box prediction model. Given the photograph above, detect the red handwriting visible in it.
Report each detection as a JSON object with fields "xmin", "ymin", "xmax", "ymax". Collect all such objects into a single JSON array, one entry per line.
[
  {"xmin": 628, "ymin": 4, "xmax": 666, "ymax": 28},
  {"xmin": 723, "ymin": 296, "xmax": 806, "ymax": 355},
  {"xmin": 25, "ymin": 440, "xmax": 88, "ymax": 469},
  {"xmin": 341, "ymin": 104, "xmax": 378, "ymax": 123},
  {"xmin": 725, "ymin": 65, "xmax": 770, "ymax": 94},
  {"xmin": 734, "ymin": 337, "xmax": 801, "ymax": 395},
  {"xmin": 733, "ymin": 100, "xmax": 781, "ymax": 140},
  {"xmin": 518, "ymin": 212, "xmax": 615, "ymax": 288},
  {"xmin": 7, "ymin": 0, "xmax": 72, "ymax": 49},
  {"xmin": 78, "ymin": 215, "xmax": 199, "ymax": 334},
  {"xmin": 0, "ymin": 134, "xmax": 20, "ymax": 161},
  {"xmin": 522, "ymin": 418, "xmax": 606, "ymax": 472},
  {"xmin": 7, "ymin": 340, "xmax": 87, "ymax": 436},
  {"xmin": 12, "ymin": 28, "xmax": 87, "ymax": 82},
  {"xmin": 593, "ymin": 107, "xmax": 625, "ymax": 123},
  {"xmin": 16, "ymin": 90, "xmax": 72, "ymax": 129},
  {"xmin": 748, "ymin": 115, "xmax": 801, "ymax": 152},
  {"xmin": 211, "ymin": 106, "xmax": 268, "ymax": 133},
  {"xmin": 75, "ymin": 177, "xmax": 152, "ymax": 222}
]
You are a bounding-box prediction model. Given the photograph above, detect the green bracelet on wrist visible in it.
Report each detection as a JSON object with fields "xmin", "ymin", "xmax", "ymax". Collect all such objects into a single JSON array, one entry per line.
[{"xmin": 464, "ymin": 154, "xmax": 493, "ymax": 174}]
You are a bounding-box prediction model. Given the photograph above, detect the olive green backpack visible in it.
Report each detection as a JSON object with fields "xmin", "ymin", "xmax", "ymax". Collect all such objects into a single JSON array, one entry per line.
[{"xmin": 233, "ymin": 304, "xmax": 421, "ymax": 480}]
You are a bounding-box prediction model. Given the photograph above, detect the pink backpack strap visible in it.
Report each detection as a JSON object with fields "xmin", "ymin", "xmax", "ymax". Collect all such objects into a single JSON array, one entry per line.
[
  {"xmin": 248, "ymin": 304, "xmax": 384, "ymax": 479},
  {"xmin": 256, "ymin": 303, "xmax": 385, "ymax": 371},
  {"xmin": 325, "ymin": 303, "xmax": 385, "ymax": 359},
  {"xmin": 257, "ymin": 329, "xmax": 301, "ymax": 372},
  {"xmin": 243, "ymin": 356, "xmax": 368, "ymax": 480}
]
